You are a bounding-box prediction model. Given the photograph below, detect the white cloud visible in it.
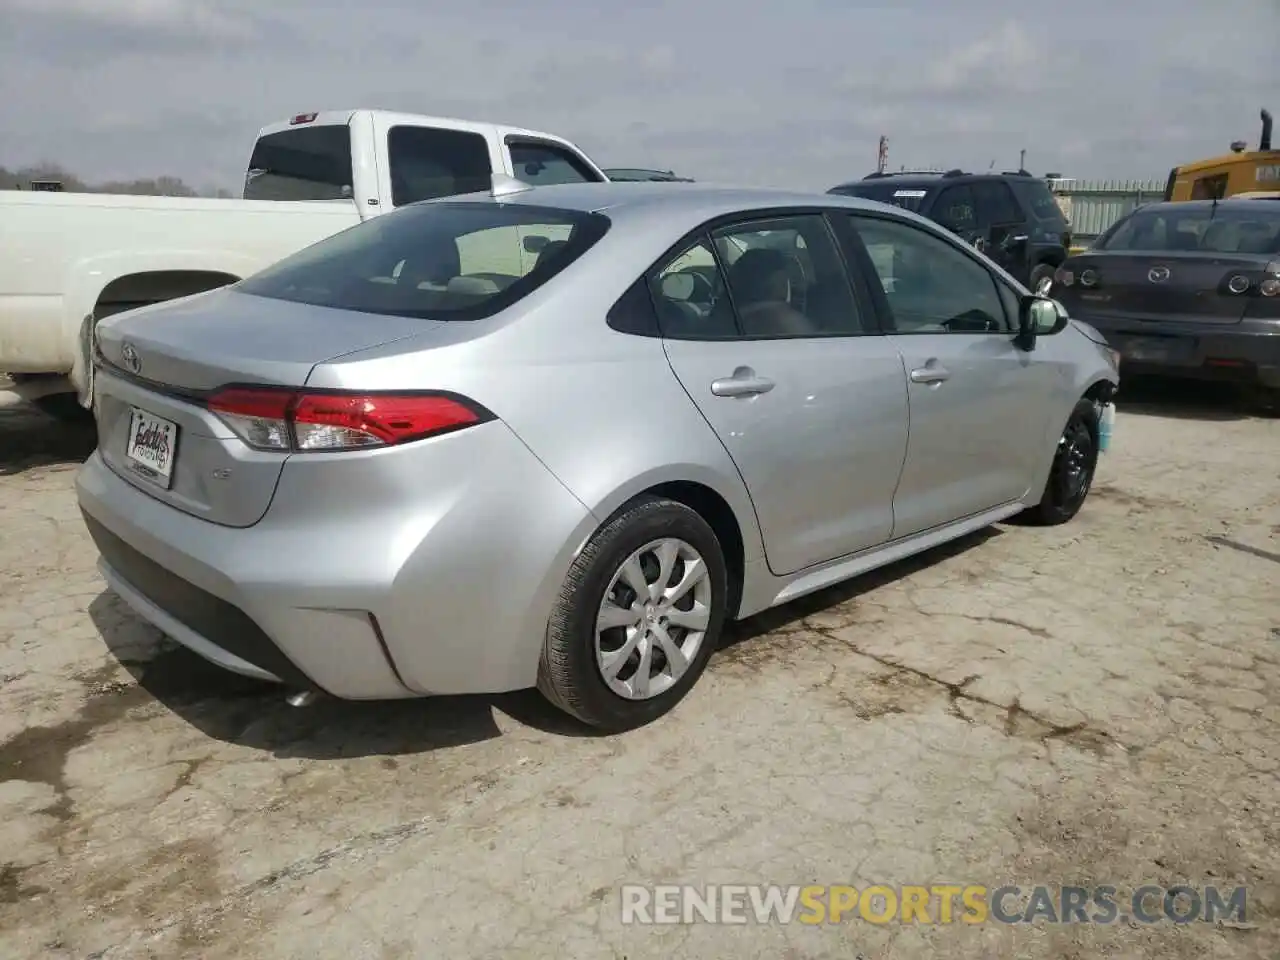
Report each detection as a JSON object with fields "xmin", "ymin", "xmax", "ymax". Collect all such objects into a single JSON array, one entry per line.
[
  {"xmin": 0, "ymin": 0, "xmax": 1274, "ymax": 190},
  {"xmin": 7, "ymin": 0, "xmax": 256, "ymax": 38}
]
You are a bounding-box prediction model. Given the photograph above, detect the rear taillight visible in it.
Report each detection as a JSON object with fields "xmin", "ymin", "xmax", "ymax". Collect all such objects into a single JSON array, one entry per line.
[
  {"xmin": 1262, "ymin": 261, "xmax": 1280, "ymax": 298},
  {"xmin": 1218, "ymin": 263, "xmax": 1280, "ymax": 299},
  {"xmin": 206, "ymin": 387, "xmax": 490, "ymax": 452}
]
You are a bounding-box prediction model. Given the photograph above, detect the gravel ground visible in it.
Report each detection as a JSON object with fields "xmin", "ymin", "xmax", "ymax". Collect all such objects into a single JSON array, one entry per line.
[{"xmin": 0, "ymin": 378, "xmax": 1277, "ymax": 959}]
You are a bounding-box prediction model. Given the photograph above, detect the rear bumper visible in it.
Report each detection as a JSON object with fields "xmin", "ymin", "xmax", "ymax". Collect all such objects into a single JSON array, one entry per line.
[
  {"xmin": 75, "ymin": 419, "xmax": 597, "ymax": 699},
  {"xmin": 1073, "ymin": 313, "xmax": 1280, "ymax": 387}
]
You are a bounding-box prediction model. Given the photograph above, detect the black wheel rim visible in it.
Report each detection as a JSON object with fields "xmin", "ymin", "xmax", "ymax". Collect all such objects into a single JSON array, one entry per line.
[{"xmin": 1052, "ymin": 415, "xmax": 1096, "ymax": 509}]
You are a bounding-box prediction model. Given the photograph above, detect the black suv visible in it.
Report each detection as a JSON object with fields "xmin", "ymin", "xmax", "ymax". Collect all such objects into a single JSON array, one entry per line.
[{"xmin": 828, "ymin": 170, "xmax": 1072, "ymax": 292}]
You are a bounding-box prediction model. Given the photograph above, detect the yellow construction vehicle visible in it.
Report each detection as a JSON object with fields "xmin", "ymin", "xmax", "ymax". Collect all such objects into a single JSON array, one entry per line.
[{"xmin": 1164, "ymin": 108, "xmax": 1278, "ymax": 201}]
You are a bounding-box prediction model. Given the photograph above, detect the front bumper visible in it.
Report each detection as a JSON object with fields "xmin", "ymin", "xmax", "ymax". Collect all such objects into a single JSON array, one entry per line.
[
  {"xmin": 75, "ymin": 419, "xmax": 596, "ymax": 700},
  {"xmin": 1074, "ymin": 313, "xmax": 1280, "ymax": 388}
]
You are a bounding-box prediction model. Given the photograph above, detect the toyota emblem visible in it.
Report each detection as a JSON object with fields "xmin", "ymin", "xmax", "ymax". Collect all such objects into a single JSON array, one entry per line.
[
  {"xmin": 120, "ymin": 341, "xmax": 141, "ymax": 375},
  {"xmin": 1147, "ymin": 266, "xmax": 1170, "ymax": 283}
]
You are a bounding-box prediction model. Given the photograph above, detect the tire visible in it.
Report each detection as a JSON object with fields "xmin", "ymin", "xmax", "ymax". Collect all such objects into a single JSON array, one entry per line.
[
  {"xmin": 1029, "ymin": 262, "xmax": 1057, "ymax": 297},
  {"xmin": 7, "ymin": 375, "xmax": 92, "ymax": 423},
  {"xmin": 538, "ymin": 495, "xmax": 729, "ymax": 732},
  {"xmin": 31, "ymin": 391, "xmax": 93, "ymax": 423},
  {"xmin": 1022, "ymin": 398, "xmax": 1100, "ymax": 526},
  {"xmin": 1243, "ymin": 385, "xmax": 1280, "ymax": 417}
]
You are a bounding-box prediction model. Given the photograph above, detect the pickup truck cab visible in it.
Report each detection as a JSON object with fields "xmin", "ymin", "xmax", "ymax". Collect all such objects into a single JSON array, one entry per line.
[{"xmin": 0, "ymin": 108, "xmax": 607, "ymax": 418}]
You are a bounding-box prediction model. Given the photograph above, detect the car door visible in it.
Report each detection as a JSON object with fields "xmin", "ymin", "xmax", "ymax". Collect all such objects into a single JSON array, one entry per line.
[
  {"xmin": 839, "ymin": 211, "xmax": 1050, "ymax": 539},
  {"xmin": 653, "ymin": 212, "xmax": 910, "ymax": 576},
  {"xmin": 972, "ymin": 180, "xmax": 1032, "ymax": 284}
]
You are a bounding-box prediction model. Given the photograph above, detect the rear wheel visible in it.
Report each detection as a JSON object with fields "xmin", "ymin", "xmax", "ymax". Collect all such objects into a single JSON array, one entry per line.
[
  {"xmin": 1243, "ymin": 384, "xmax": 1280, "ymax": 417},
  {"xmin": 8, "ymin": 375, "xmax": 92, "ymax": 423},
  {"xmin": 538, "ymin": 495, "xmax": 728, "ymax": 732},
  {"xmin": 1023, "ymin": 398, "xmax": 1099, "ymax": 525}
]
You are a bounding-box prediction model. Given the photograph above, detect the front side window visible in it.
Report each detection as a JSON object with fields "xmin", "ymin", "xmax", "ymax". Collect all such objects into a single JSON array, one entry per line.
[
  {"xmin": 509, "ymin": 142, "xmax": 600, "ymax": 186},
  {"xmin": 387, "ymin": 126, "xmax": 492, "ymax": 206},
  {"xmin": 848, "ymin": 215, "xmax": 1011, "ymax": 334},
  {"xmin": 972, "ymin": 180, "xmax": 1023, "ymax": 226},
  {"xmin": 237, "ymin": 202, "xmax": 608, "ymax": 321},
  {"xmin": 1010, "ymin": 178, "xmax": 1069, "ymax": 226}
]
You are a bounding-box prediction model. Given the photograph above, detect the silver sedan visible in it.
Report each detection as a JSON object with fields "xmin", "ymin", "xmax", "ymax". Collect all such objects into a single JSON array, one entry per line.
[{"xmin": 76, "ymin": 180, "xmax": 1120, "ymax": 731}]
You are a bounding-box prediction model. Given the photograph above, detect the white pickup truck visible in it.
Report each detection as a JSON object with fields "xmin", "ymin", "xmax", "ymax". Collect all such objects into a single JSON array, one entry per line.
[{"xmin": 0, "ymin": 108, "xmax": 607, "ymax": 418}]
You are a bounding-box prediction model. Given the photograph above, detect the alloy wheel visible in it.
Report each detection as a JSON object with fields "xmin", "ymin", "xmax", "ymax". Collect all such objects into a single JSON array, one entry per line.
[{"xmin": 595, "ymin": 537, "xmax": 712, "ymax": 700}]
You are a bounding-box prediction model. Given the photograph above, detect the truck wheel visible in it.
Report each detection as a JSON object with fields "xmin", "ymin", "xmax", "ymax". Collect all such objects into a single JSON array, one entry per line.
[
  {"xmin": 1030, "ymin": 263, "xmax": 1057, "ymax": 296},
  {"xmin": 33, "ymin": 392, "xmax": 93, "ymax": 423},
  {"xmin": 8, "ymin": 375, "xmax": 92, "ymax": 423},
  {"xmin": 537, "ymin": 495, "xmax": 728, "ymax": 732}
]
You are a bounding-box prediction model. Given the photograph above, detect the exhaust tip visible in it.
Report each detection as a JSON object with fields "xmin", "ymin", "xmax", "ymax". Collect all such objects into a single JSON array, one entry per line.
[{"xmin": 286, "ymin": 690, "xmax": 320, "ymax": 707}]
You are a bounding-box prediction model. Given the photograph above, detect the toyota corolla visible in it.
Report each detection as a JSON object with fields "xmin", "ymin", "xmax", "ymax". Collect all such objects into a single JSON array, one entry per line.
[{"xmin": 77, "ymin": 180, "xmax": 1119, "ymax": 731}]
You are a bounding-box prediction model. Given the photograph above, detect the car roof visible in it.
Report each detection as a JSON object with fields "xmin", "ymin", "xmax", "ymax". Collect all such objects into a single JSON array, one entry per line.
[
  {"xmin": 1127, "ymin": 198, "xmax": 1280, "ymax": 214},
  {"xmin": 461, "ymin": 181, "xmax": 893, "ymax": 220},
  {"xmin": 830, "ymin": 171, "xmax": 1042, "ymax": 192}
]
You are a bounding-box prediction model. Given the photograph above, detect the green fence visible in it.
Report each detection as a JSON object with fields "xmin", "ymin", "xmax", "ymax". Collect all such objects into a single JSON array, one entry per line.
[{"xmin": 1050, "ymin": 178, "xmax": 1167, "ymax": 246}]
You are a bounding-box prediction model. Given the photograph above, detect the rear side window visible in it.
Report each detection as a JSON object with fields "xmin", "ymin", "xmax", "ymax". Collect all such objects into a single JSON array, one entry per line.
[
  {"xmin": 509, "ymin": 141, "xmax": 600, "ymax": 185},
  {"xmin": 932, "ymin": 185, "xmax": 978, "ymax": 232},
  {"xmin": 828, "ymin": 182, "xmax": 932, "ymax": 213},
  {"xmin": 237, "ymin": 202, "xmax": 610, "ymax": 321},
  {"xmin": 388, "ymin": 126, "xmax": 493, "ymax": 205},
  {"xmin": 244, "ymin": 125, "xmax": 353, "ymax": 201},
  {"xmin": 1009, "ymin": 179, "xmax": 1069, "ymax": 225}
]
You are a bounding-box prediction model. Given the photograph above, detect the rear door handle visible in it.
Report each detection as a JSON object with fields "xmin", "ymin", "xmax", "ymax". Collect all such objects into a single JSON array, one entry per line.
[
  {"xmin": 711, "ymin": 370, "xmax": 776, "ymax": 397},
  {"xmin": 909, "ymin": 365, "xmax": 950, "ymax": 384}
]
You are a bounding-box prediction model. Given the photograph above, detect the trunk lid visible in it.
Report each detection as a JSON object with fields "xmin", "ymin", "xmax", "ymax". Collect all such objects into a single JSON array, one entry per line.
[
  {"xmin": 1064, "ymin": 251, "xmax": 1265, "ymax": 325},
  {"xmin": 94, "ymin": 288, "xmax": 432, "ymax": 527}
]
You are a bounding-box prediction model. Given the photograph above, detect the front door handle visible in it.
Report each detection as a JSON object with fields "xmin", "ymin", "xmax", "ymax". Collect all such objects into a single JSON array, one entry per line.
[
  {"xmin": 909, "ymin": 364, "xmax": 951, "ymax": 384},
  {"xmin": 711, "ymin": 368, "xmax": 776, "ymax": 397}
]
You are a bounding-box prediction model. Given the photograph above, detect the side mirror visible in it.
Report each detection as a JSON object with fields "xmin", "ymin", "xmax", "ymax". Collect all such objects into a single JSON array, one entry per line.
[
  {"xmin": 522, "ymin": 235, "xmax": 550, "ymax": 254},
  {"xmin": 1015, "ymin": 295, "xmax": 1069, "ymax": 350}
]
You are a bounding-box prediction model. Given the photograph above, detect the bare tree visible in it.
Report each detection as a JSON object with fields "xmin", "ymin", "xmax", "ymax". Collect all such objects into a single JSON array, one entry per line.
[{"xmin": 1, "ymin": 162, "xmax": 226, "ymax": 197}]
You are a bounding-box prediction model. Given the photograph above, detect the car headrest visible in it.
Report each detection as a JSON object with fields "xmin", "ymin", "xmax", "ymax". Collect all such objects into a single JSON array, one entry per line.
[{"xmin": 660, "ymin": 272, "xmax": 697, "ymax": 301}]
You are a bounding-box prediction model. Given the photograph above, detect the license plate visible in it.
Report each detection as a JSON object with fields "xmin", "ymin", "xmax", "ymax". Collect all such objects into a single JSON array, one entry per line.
[
  {"xmin": 1118, "ymin": 336, "xmax": 1186, "ymax": 363},
  {"xmin": 126, "ymin": 407, "xmax": 179, "ymax": 487}
]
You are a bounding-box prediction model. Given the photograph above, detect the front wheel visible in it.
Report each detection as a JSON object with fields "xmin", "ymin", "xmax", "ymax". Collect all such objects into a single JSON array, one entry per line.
[
  {"xmin": 1022, "ymin": 398, "xmax": 1100, "ymax": 525},
  {"xmin": 1030, "ymin": 262, "xmax": 1057, "ymax": 297},
  {"xmin": 538, "ymin": 495, "xmax": 729, "ymax": 732}
]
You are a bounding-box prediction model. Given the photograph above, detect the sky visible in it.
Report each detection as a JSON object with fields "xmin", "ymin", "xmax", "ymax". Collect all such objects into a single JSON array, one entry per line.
[{"xmin": 1, "ymin": 0, "xmax": 1275, "ymax": 193}]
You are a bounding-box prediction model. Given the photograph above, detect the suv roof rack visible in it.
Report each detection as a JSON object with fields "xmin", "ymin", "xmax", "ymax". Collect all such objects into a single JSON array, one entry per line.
[{"xmin": 863, "ymin": 169, "xmax": 947, "ymax": 180}]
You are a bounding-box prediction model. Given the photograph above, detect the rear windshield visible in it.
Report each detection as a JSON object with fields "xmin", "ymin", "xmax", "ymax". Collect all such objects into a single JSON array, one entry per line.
[
  {"xmin": 237, "ymin": 201, "xmax": 611, "ymax": 321},
  {"xmin": 1009, "ymin": 179, "xmax": 1068, "ymax": 225},
  {"xmin": 1095, "ymin": 205, "xmax": 1280, "ymax": 254},
  {"xmin": 829, "ymin": 182, "xmax": 932, "ymax": 213},
  {"xmin": 244, "ymin": 125, "xmax": 353, "ymax": 201}
]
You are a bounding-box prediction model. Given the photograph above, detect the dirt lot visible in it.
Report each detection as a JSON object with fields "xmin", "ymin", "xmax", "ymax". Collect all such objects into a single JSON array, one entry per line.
[{"xmin": 0, "ymin": 381, "xmax": 1277, "ymax": 959}]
